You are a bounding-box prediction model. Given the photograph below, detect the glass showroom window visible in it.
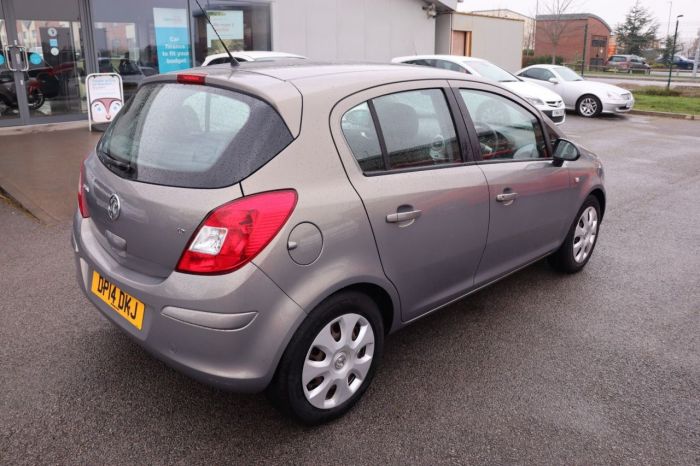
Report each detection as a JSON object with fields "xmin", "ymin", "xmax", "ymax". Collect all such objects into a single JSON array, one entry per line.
[
  {"xmin": 189, "ymin": 1, "xmax": 271, "ymax": 65},
  {"xmin": 91, "ymin": 0, "xmax": 193, "ymax": 98}
]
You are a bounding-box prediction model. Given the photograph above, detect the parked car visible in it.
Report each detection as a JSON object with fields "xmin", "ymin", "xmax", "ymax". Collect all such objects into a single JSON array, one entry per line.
[
  {"xmin": 656, "ymin": 54, "xmax": 696, "ymax": 70},
  {"xmin": 516, "ymin": 64, "xmax": 634, "ymax": 117},
  {"xmin": 201, "ymin": 51, "xmax": 307, "ymax": 66},
  {"xmin": 393, "ymin": 55, "xmax": 567, "ymax": 124},
  {"xmin": 605, "ymin": 54, "xmax": 650, "ymax": 74},
  {"xmin": 73, "ymin": 62, "xmax": 606, "ymax": 424}
]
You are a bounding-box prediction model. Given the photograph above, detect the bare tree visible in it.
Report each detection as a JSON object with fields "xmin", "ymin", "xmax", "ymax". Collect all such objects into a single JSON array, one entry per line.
[{"xmin": 539, "ymin": 0, "xmax": 578, "ymax": 64}]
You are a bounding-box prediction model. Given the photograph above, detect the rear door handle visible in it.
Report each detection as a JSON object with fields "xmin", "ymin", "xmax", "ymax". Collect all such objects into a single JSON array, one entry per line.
[
  {"xmin": 496, "ymin": 192, "xmax": 518, "ymax": 205},
  {"xmin": 386, "ymin": 209, "xmax": 422, "ymax": 223}
]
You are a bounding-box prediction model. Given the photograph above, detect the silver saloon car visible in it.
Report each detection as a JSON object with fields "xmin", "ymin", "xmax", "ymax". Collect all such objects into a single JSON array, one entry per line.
[{"xmin": 73, "ymin": 62, "xmax": 606, "ymax": 424}]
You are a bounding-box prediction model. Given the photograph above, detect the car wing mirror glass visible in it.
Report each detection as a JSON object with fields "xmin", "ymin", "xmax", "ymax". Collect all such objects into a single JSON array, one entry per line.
[
  {"xmin": 548, "ymin": 77, "xmax": 559, "ymax": 84},
  {"xmin": 552, "ymin": 138, "xmax": 580, "ymax": 163}
]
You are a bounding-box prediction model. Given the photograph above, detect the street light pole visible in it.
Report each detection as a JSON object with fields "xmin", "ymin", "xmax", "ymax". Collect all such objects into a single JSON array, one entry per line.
[{"xmin": 667, "ymin": 15, "xmax": 683, "ymax": 91}]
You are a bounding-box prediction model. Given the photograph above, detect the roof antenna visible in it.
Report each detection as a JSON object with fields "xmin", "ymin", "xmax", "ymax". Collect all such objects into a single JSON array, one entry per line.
[{"xmin": 194, "ymin": 0, "xmax": 239, "ymax": 67}]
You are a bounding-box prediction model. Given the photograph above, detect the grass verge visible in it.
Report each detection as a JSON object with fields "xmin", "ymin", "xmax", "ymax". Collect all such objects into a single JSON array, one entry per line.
[{"xmin": 632, "ymin": 94, "xmax": 700, "ymax": 115}]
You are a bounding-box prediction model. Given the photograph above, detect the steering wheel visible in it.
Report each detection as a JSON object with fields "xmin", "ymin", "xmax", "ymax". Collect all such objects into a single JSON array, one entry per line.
[{"xmin": 474, "ymin": 122, "xmax": 513, "ymax": 159}]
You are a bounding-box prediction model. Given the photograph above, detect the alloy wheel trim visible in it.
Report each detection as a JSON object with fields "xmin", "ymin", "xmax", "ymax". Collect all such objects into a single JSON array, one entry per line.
[
  {"xmin": 579, "ymin": 97, "xmax": 598, "ymax": 116},
  {"xmin": 302, "ymin": 313, "xmax": 375, "ymax": 410},
  {"xmin": 573, "ymin": 206, "xmax": 598, "ymax": 263}
]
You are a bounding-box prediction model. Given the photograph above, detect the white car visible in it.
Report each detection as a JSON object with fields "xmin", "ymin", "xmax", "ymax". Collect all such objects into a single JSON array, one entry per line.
[
  {"xmin": 516, "ymin": 65, "xmax": 634, "ymax": 118},
  {"xmin": 201, "ymin": 51, "xmax": 307, "ymax": 66},
  {"xmin": 392, "ymin": 55, "xmax": 566, "ymax": 125}
]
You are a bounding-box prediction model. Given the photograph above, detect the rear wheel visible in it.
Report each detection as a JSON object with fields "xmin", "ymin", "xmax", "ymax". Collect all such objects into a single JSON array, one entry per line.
[
  {"xmin": 576, "ymin": 94, "xmax": 602, "ymax": 118},
  {"xmin": 549, "ymin": 195, "xmax": 601, "ymax": 273},
  {"xmin": 267, "ymin": 291, "xmax": 384, "ymax": 425}
]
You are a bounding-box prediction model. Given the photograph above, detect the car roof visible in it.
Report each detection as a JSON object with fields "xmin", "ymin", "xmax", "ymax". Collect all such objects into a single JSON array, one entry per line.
[
  {"xmin": 145, "ymin": 61, "xmax": 497, "ymax": 140},
  {"xmin": 393, "ymin": 54, "xmax": 487, "ymax": 64},
  {"xmin": 197, "ymin": 60, "xmax": 481, "ymax": 84},
  {"xmin": 519, "ymin": 64, "xmax": 567, "ymax": 72},
  {"xmin": 205, "ymin": 51, "xmax": 306, "ymax": 61}
]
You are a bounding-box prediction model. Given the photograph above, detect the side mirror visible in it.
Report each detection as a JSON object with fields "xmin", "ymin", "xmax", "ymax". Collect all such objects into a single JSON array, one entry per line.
[
  {"xmin": 552, "ymin": 138, "xmax": 580, "ymax": 165},
  {"xmin": 548, "ymin": 77, "xmax": 560, "ymax": 84}
]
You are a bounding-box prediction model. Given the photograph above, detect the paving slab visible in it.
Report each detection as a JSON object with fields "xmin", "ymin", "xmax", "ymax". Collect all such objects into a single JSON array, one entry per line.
[{"xmin": 0, "ymin": 127, "xmax": 100, "ymax": 225}]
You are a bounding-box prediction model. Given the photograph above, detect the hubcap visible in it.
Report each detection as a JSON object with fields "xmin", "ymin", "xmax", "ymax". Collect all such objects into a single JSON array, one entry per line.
[
  {"xmin": 579, "ymin": 97, "xmax": 598, "ymax": 116},
  {"xmin": 302, "ymin": 313, "xmax": 375, "ymax": 410},
  {"xmin": 573, "ymin": 206, "xmax": 598, "ymax": 263}
]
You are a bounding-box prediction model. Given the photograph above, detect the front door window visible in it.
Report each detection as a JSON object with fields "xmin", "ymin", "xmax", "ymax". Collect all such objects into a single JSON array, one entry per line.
[{"xmin": 460, "ymin": 89, "xmax": 548, "ymax": 161}]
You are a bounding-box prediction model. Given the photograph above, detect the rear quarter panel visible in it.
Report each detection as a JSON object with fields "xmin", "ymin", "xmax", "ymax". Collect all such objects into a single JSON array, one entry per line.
[{"xmin": 242, "ymin": 88, "xmax": 401, "ymax": 330}]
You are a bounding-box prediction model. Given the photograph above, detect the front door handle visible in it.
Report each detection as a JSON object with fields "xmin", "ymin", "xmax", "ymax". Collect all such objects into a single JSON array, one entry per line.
[
  {"xmin": 496, "ymin": 192, "xmax": 518, "ymax": 205},
  {"xmin": 386, "ymin": 209, "xmax": 422, "ymax": 223}
]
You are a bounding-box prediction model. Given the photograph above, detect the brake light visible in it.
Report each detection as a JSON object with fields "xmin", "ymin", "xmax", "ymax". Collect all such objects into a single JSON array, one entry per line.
[
  {"xmin": 176, "ymin": 190, "xmax": 298, "ymax": 274},
  {"xmin": 78, "ymin": 161, "xmax": 90, "ymax": 218},
  {"xmin": 177, "ymin": 73, "xmax": 206, "ymax": 85}
]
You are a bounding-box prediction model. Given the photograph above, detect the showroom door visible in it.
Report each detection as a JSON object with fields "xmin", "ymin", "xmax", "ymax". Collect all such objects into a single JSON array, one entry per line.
[{"xmin": 0, "ymin": 0, "xmax": 87, "ymax": 127}]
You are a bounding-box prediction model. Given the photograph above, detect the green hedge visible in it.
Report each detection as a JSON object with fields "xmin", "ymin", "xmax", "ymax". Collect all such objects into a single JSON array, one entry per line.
[
  {"xmin": 632, "ymin": 86, "xmax": 682, "ymax": 97},
  {"xmin": 522, "ymin": 55, "xmax": 564, "ymax": 67}
]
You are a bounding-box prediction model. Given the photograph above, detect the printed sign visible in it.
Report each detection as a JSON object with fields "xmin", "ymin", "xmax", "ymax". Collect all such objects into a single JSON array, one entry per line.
[
  {"xmin": 153, "ymin": 7, "xmax": 192, "ymax": 73},
  {"xmin": 86, "ymin": 73, "xmax": 124, "ymax": 130},
  {"xmin": 206, "ymin": 10, "xmax": 244, "ymax": 47}
]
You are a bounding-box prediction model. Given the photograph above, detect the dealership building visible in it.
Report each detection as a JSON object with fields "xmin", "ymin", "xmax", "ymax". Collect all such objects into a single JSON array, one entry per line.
[{"xmin": 0, "ymin": 0, "xmax": 530, "ymax": 130}]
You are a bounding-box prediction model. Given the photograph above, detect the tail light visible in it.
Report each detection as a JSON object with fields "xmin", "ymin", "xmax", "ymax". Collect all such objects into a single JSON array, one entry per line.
[
  {"xmin": 78, "ymin": 161, "xmax": 90, "ymax": 218},
  {"xmin": 176, "ymin": 190, "xmax": 298, "ymax": 275}
]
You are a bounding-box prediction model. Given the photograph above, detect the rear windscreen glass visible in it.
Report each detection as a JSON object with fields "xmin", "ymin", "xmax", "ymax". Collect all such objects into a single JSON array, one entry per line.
[{"xmin": 97, "ymin": 82, "xmax": 293, "ymax": 188}]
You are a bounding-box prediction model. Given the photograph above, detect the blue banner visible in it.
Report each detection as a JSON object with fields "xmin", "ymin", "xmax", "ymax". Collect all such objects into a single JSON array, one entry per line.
[{"xmin": 153, "ymin": 8, "xmax": 192, "ymax": 73}]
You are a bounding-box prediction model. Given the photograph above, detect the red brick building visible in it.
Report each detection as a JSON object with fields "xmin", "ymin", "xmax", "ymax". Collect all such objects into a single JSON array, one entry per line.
[{"xmin": 535, "ymin": 13, "xmax": 612, "ymax": 68}]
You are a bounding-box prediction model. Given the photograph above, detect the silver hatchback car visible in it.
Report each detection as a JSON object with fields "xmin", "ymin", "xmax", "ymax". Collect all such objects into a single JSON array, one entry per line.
[{"xmin": 73, "ymin": 62, "xmax": 605, "ymax": 424}]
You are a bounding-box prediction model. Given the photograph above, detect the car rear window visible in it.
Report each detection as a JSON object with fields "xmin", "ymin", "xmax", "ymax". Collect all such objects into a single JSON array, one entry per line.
[{"xmin": 97, "ymin": 82, "xmax": 293, "ymax": 188}]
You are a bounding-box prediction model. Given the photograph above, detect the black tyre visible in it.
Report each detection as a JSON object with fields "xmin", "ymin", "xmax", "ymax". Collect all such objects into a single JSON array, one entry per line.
[
  {"xmin": 549, "ymin": 195, "xmax": 601, "ymax": 273},
  {"xmin": 576, "ymin": 94, "xmax": 602, "ymax": 118},
  {"xmin": 28, "ymin": 90, "xmax": 45, "ymax": 110},
  {"xmin": 267, "ymin": 291, "xmax": 384, "ymax": 425}
]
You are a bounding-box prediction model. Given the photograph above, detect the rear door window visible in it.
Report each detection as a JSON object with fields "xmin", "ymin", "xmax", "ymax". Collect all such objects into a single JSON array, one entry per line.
[
  {"xmin": 374, "ymin": 90, "xmax": 461, "ymax": 169},
  {"xmin": 341, "ymin": 89, "xmax": 462, "ymax": 172},
  {"xmin": 97, "ymin": 82, "xmax": 293, "ymax": 188}
]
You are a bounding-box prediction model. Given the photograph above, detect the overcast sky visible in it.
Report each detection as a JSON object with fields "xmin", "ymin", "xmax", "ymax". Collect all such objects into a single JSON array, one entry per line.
[{"xmin": 458, "ymin": 0, "xmax": 700, "ymax": 41}]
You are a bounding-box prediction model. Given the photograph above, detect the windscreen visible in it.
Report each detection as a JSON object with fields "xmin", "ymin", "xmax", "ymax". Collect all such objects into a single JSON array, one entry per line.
[
  {"xmin": 464, "ymin": 61, "xmax": 518, "ymax": 82},
  {"xmin": 97, "ymin": 82, "xmax": 293, "ymax": 188}
]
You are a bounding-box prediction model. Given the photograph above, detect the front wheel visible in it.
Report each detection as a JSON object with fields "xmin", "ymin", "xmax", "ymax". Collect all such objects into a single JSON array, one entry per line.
[
  {"xmin": 576, "ymin": 94, "xmax": 602, "ymax": 118},
  {"xmin": 549, "ymin": 195, "xmax": 601, "ymax": 273},
  {"xmin": 267, "ymin": 291, "xmax": 384, "ymax": 425}
]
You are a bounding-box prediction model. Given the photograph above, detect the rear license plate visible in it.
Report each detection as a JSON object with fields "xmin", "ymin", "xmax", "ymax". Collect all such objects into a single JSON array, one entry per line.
[
  {"xmin": 90, "ymin": 271, "xmax": 145, "ymax": 330},
  {"xmin": 552, "ymin": 109, "xmax": 565, "ymax": 117}
]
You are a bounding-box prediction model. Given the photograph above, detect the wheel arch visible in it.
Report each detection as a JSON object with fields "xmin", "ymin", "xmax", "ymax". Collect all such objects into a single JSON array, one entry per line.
[
  {"xmin": 306, "ymin": 281, "xmax": 399, "ymax": 335},
  {"xmin": 589, "ymin": 188, "xmax": 606, "ymax": 220}
]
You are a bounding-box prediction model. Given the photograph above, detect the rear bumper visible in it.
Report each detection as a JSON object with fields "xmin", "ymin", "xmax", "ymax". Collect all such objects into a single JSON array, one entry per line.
[{"xmin": 72, "ymin": 212, "xmax": 306, "ymax": 393}]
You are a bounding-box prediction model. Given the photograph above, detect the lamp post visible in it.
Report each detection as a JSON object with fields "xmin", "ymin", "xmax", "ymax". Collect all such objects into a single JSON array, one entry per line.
[{"xmin": 667, "ymin": 14, "xmax": 683, "ymax": 91}]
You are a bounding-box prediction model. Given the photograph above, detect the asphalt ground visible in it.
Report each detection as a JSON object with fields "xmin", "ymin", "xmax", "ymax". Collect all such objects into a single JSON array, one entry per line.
[{"xmin": 1, "ymin": 114, "xmax": 699, "ymax": 464}]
